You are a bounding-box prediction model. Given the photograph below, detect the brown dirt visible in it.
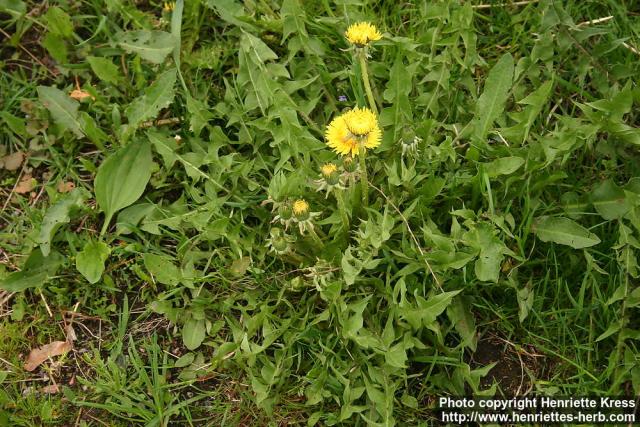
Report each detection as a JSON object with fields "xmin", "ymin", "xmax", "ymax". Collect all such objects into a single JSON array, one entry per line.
[{"xmin": 470, "ymin": 333, "xmax": 548, "ymax": 396}]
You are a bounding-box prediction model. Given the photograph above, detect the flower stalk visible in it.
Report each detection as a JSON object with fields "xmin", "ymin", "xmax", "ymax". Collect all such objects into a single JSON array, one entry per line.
[
  {"xmin": 358, "ymin": 49, "xmax": 377, "ymax": 115},
  {"xmin": 358, "ymin": 146, "xmax": 369, "ymax": 207}
]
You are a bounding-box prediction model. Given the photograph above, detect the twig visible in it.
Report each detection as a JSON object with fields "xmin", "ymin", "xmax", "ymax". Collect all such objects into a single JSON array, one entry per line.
[
  {"xmin": 368, "ymin": 183, "xmax": 443, "ymax": 291},
  {"xmin": 622, "ymin": 42, "xmax": 640, "ymax": 56},
  {"xmin": 0, "ymin": 27, "xmax": 58, "ymax": 77},
  {"xmin": 39, "ymin": 290, "xmax": 53, "ymax": 318},
  {"xmin": 139, "ymin": 117, "xmax": 182, "ymax": 128},
  {"xmin": 472, "ymin": 0, "xmax": 539, "ymax": 10},
  {"xmin": 577, "ymin": 16, "xmax": 613, "ymax": 26}
]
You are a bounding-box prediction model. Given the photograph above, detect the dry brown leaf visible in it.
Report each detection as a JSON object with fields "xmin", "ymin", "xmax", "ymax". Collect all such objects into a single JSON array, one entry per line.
[
  {"xmin": 2, "ymin": 151, "xmax": 24, "ymax": 171},
  {"xmin": 57, "ymin": 180, "xmax": 75, "ymax": 193},
  {"xmin": 69, "ymin": 89, "xmax": 94, "ymax": 101},
  {"xmin": 41, "ymin": 384, "xmax": 60, "ymax": 394},
  {"xmin": 14, "ymin": 174, "xmax": 36, "ymax": 194},
  {"xmin": 24, "ymin": 341, "xmax": 72, "ymax": 371}
]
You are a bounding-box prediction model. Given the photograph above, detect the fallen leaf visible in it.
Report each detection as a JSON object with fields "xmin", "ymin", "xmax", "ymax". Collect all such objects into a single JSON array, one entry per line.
[
  {"xmin": 69, "ymin": 89, "xmax": 94, "ymax": 101},
  {"xmin": 14, "ymin": 174, "xmax": 36, "ymax": 194},
  {"xmin": 57, "ymin": 180, "xmax": 75, "ymax": 193},
  {"xmin": 2, "ymin": 151, "xmax": 24, "ymax": 171},
  {"xmin": 24, "ymin": 341, "xmax": 72, "ymax": 371},
  {"xmin": 41, "ymin": 384, "xmax": 60, "ymax": 394}
]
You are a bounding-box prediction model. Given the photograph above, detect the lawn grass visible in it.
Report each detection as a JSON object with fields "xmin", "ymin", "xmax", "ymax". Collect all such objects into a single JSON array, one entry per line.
[{"xmin": 1, "ymin": 0, "xmax": 640, "ymax": 425}]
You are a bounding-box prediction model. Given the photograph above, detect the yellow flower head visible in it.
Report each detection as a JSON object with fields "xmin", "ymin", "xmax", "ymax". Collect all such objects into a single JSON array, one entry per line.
[
  {"xmin": 325, "ymin": 107, "xmax": 382, "ymax": 156},
  {"xmin": 163, "ymin": 2, "xmax": 175, "ymax": 12},
  {"xmin": 292, "ymin": 199, "xmax": 309, "ymax": 216},
  {"xmin": 345, "ymin": 22, "xmax": 382, "ymax": 46},
  {"xmin": 321, "ymin": 163, "xmax": 338, "ymax": 178}
]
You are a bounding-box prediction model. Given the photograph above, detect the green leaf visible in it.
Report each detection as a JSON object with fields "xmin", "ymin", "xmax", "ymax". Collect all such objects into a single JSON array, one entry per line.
[
  {"xmin": 36, "ymin": 188, "xmax": 88, "ymax": 256},
  {"xmin": 42, "ymin": 33, "xmax": 68, "ymax": 63},
  {"xmin": 473, "ymin": 53, "xmax": 514, "ymax": 143},
  {"xmin": 182, "ymin": 319, "xmax": 206, "ymax": 350},
  {"xmin": 37, "ymin": 86, "xmax": 84, "ymax": 137},
  {"xmin": 402, "ymin": 290, "xmax": 462, "ymax": 329},
  {"xmin": 44, "ymin": 6, "xmax": 74, "ymax": 38},
  {"xmin": 533, "ymin": 216, "xmax": 601, "ymax": 249},
  {"xmin": 0, "ymin": 0, "xmax": 26, "ymax": 18},
  {"xmin": 447, "ymin": 297, "xmax": 477, "ymax": 350},
  {"xmin": 0, "ymin": 249, "xmax": 63, "ymax": 292},
  {"xmin": 380, "ymin": 55, "xmax": 415, "ymax": 141},
  {"xmin": 186, "ymin": 95, "xmax": 213, "ymax": 136},
  {"xmin": 0, "ymin": 111, "xmax": 26, "ymax": 137},
  {"xmin": 463, "ymin": 224, "xmax": 510, "ymax": 282},
  {"xmin": 174, "ymin": 352, "xmax": 195, "ymax": 368},
  {"xmin": 147, "ymin": 130, "xmax": 178, "ymax": 169},
  {"xmin": 124, "ymin": 69, "xmax": 177, "ymax": 135},
  {"xmin": 385, "ymin": 342, "xmax": 407, "ymax": 368},
  {"xmin": 117, "ymin": 30, "xmax": 174, "ymax": 64},
  {"xmin": 516, "ymin": 282, "xmax": 534, "ymax": 322},
  {"xmin": 87, "ymin": 56, "xmax": 121, "ymax": 85},
  {"xmin": 143, "ymin": 253, "xmax": 182, "ymax": 286},
  {"xmin": 238, "ymin": 32, "xmax": 278, "ymax": 114},
  {"xmin": 591, "ymin": 179, "xmax": 630, "ymax": 220},
  {"xmin": 596, "ymin": 321, "xmax": 621, "ymax": 342},
  {"xmin": 95, "ymin": 138, "xmax": 153, "ymax": 234},
  {"xmin": 76, "ymin": 241, "xmax": 110, "ymax": 284},
  {"xmin": 483, "ymin": 156, "xmax": 524, "ymax": 177}
]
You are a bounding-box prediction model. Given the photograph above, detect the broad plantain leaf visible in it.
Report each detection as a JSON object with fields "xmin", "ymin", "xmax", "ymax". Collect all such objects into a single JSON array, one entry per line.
[
  {"xmin": 95, "ymin": 138, "xmax": 153, "ymax": 234},
  {"xmin": 76, "ymin": 241, "xmax": 110, "ymax": 284},
  {"xmin": 182, "ymin": 319, "xmax": 206, "ymax": 350}
]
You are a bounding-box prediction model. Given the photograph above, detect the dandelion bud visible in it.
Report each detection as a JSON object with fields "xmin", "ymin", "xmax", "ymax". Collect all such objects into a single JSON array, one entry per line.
[
  {"xmin": 321, "ymin": 163, "xmax": 340, "ymax": 185},
  {"xmin": 401, "ymin": 127, "xmax": 421, "ymax": 157},
  {"xmin": 278, "ymin": 203, "xmax": 292, "ymax": 221},
  {"xmin": 343, "ymin": 156, "xmax": 357, "ymax": 173},
  {"xmin": 270, "ymin": 228, "xmax": 289, "ymax": 253},
  {"xmin": 292, "ymin": 199, "xmax": 310, "ymax": 221}
]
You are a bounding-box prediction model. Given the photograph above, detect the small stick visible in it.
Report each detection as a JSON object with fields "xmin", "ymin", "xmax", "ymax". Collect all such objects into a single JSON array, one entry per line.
[
  {"xmin": 39, "ymin": 290, "xmax": 53, "ymax": 318},
  {"xmin": 577, "ymin": 16, "xmax": 613, "ymax": 26},
  {"xmin": 139, "ymin": 117, "xmax": 182, "ymax": 128},
  {"xmin": 0, "ymin": 27, "xmax": 58, "ymax": 77},
  {"xmin": 622, "ymin": 42, "xmax": 640, "ymax": 56},
  {"xmin": 472, "ymin": 0, "xmax": 539, "ymax": 10}
]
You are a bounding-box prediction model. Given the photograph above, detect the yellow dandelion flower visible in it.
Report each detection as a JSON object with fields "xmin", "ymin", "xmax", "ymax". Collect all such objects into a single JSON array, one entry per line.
[
  {"xmin": 345, "ymin": 22, "xmax": 382, "ymax": 46},
  {"xmin": 325, "ymin": 107, "xmax": 382, "ymax": 157},
  {"xmin": 292, "ymin": 199, "xmax": 309, "ymax": 216},
  {"xmin": 343, "ymin": 107, "xmax": 378, "ymax": 135},
  {"xmin": 321, "ymin": 163, "xmax": 338, "ymax": 178},
  {"xmin": 163, "ymin": 2, "xmax": 175, "ymax": 12}
]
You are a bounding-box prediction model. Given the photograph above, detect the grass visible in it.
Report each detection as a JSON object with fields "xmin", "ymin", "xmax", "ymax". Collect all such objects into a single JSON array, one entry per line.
[{"xmin": 1, "ymin": 0, "xmax": 640, "ymax": 425}]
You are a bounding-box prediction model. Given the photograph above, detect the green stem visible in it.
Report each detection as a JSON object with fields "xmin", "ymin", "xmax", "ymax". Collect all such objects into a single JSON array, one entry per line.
[
  {"xmin": 307, "ymin": 227, "xmax": 324, "ymax": 249},
  {"xmin": 336, "ymin": 190, "xmax": 350, "ymax": 231},
  {"xmin": 358, "ymin": 49, "xmax": 377, "ymax": 114},
  {"xmin": 359, "ymin": 150, "xmax": 368, "ymax": 208}
]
